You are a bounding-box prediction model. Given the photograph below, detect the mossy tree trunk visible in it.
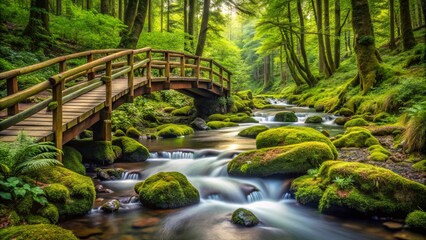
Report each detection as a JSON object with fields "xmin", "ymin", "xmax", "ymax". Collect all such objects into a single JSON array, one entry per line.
[
  {"xmin": 195, "ymin": 0, "xmax": 210, "ymax": 56},
  {"xmin": 118, "ymin": 0, "xmax": 148, "ymax": 48},
  {"xmin": 24, "ymin": 0, "xmax": 51, "ymax": 48},
  {"xmin": 312, "ymin": 0, "xmax": 332, "ymax": 77},
  {"xmin": 351, "ymin": 0, "xmax": 382, "ymax": 93},
  {"xmin": 399, "ymin": 0, "xmax": 416, "ymax": 50}
]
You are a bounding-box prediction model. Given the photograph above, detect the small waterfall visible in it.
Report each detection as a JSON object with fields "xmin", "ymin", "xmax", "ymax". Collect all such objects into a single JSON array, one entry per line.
[
  {"xmin": 119, "ymin": 196, "xmax": 140, "ymax": 204},
  {"xmin": 247, "ymin": 191, "xmax": 263, "ymax": 202},
  {"xmin": 205, "ymin": 194, "xmax": 221, "ymax": 200},
  {"xmin": 149, "ymin": 151, "xmax": 194, "ymax": 160},
  {"xmin": 121, "ymin": 171, "xmax": 141, "ymax": 180}
]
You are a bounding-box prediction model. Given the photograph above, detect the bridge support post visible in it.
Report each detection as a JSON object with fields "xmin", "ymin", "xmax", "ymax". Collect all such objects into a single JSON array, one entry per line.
[
  {"xmin": 194, "ymin": 97, "xmax": 228, "ymax": 119},
  {"xmin": 52, "ymin": 81, "xmax": 64, "ymax": 161},
  {"xmin": 127, "ymin": 52, "xmax": 134, "ymax": 103},
  {"xmin": 6, "ymin": 77, "xmax": 19, "ymax": 116}
]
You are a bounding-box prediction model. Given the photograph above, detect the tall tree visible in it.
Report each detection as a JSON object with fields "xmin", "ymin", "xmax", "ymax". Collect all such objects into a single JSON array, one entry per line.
[
  {"xmin": 399, "ymin": 0, "xmax": 416, "ymax": 50},
  {"xmin": 24, "ymin": 0, "xmax": 51, "ymax": 47},
  {"xmin": 56, "ymin": 0, "xmax": 62, "ymax": 16},
  {"xmin": 389, "ymin": 0, "xmax": 397, "ymax": 49},
  {"xmin": 119, "ymin": 0, "xmax": 149, "ymax": 48},
  {"xmin": 101, "ymin": 0, "xmax": 111, "ymax": 15},
  {"xmin": 351, "ymin": 0, "xmax": 382, "ymax": 93},
  {"xmin": 312, "ymin": 0, "xmax": 332, "ymax": 77},
  {"xmin": 167, "ymin": 0, "xmax": 170, "ymax": 32},
  {"xmin": 195, "ymin": 0, "xmax": 211, "ymax": 56},
  {"xmin": 119, "ymin": 0, "xmax": 123, "ymax": 20},
  {"xmin": 324, "ymin": 0, "xmax": 335, "ymax": 72},
  {"xmin": 121, "ymin": 0, "xmax": 139, "ymax": 38},
  {"xmin": 263, "ymin": 55, "xmax": 271, "ymax": 89},
  {"xmin": 147, "ymin": 0, "xmax": 152, "ymax": 32},
  {"xmin": 187, "ymin": 0, "xmax": 195, "ymax": 52},
  {"xmin": 161, "ymin": 0, "xmax": 164, "ymax": 32}
]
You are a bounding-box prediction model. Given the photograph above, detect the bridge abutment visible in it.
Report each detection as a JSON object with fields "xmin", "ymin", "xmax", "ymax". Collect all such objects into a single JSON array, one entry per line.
[{"xmin": 193, "ymin": 96, "xmax": 229, "ymax": 119}]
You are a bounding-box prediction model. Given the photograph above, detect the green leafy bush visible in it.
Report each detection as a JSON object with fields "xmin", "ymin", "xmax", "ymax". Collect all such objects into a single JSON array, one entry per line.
[{"xmin": 0, "ymin": 177, "xmax": 47, "ymax": 206}]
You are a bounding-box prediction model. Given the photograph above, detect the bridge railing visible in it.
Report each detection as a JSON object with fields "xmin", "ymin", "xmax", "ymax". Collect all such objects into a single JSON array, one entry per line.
[{"xmin": 0, "ymin": 48, "xmax": 232, "ymax": 150}]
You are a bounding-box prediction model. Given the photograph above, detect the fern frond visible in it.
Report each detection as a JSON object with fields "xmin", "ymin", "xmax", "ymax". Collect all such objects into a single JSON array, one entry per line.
[
  {"xmin": 28, "ymin": 152, "xmax": 59, "ymax": 161},
  {"xmin": 15, "ymin": 159, "xmax": 63, "ymax": 175}
]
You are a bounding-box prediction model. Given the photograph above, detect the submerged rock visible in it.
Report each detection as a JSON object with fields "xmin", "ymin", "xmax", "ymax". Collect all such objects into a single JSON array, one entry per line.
[
  {"xmin": 231, "ymin": 208, "xmax": 259, "ymax": 227},
  {"xmin": 274, "ymin": 111, "xmax": 298, "ymax": 122},
  {"xmin": 96, "ymin": 168, "xmax": 125, "ymax": 180},
  {"xmin": 227, "ymin": 142, "xmax": 335, "ymax": 177},
  {"xmin": 101, "ymin": 199, "xmax": 120, "ymax": 213},
  {"xmin": 135, "ymin": 172, "xmax": 200, "ymax": 209},
  {"xmin": 131, "ymin": 217, "xmax": 161, "ymax": 229},
  {"xmin": 191, "ymin": 117, "xmax": 209, "ymax": 130},
  {"xmin": 382, "ymin": 221, "xmax": 403, "ymax": 230},
  {"xmin": 291, "ymin": 161, "xmax": 426, "ymax": 218}
]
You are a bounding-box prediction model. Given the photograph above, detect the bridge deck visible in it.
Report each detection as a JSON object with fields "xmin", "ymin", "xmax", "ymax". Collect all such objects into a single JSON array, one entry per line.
[{"xmin": 0, "ymin": 76, "xmax": 146, "ymax": 142}]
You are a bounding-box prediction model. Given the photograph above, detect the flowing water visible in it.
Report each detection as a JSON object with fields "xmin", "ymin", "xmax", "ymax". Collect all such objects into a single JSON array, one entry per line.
[{"xmin": 60, "ymin": 102, "xmax": 398, "ymax": 240}]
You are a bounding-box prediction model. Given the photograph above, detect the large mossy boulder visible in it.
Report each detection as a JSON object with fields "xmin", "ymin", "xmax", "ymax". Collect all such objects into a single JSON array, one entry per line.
[
  {"xmin": 231, "ymin": 208, "xmax": 259, "ymax": 227},
  {"xmin": 28, "ymin": 167, "xmax": 95, "ymax": 219},
  {"xmin": 126, "ymin": 127, "xmax": 141, "ymax": 139},
  {"xmin": 406, "ymin": 210, "xmax": 426, "ymax": 233},
  {"xmin": 227, "ymin": 142, "xmax": 335, "ymax": 177},
  {"xmin": 291, "ymin": 161, "xmax": 426, "ymax": 218},
  {"xmin": 274, "ymin": 111, "xmax": 298, "ymax": 122},
  {"xmin": 67, "ymin": 140, "xmax": 116, "ymax": 165},
  {"xmin": 134, "ymin": 172, "xmax": 200, "ymax": 209},
  {"xmin": 305, "ymin": 115, "xmax": 323, "ymax": 123},
  {"xmin": 332, "ymin": 127, "xmax": 379, "ymax": 148},
  {"xmin": 344, "ymin": 118, "xmax": 369, "ymax": 128},
  {"xmin": 207, "ymin": 113, "xmax": 228, "ymax": 122},
  {"xmin": 62, "ymin": 146, "xmax": 85, "ymax": 175},
  {"xmin": 238, "ymin": 125, "xmax": 269, "ymax": 138},
  {"xmin": 112, "ymin": 136, "xmax": 149, "ymax": 162},
  {"xmin": 256, "ymin": 126, "xmax": 338, "ymax": 159},
  {"xmin": 0, "ymin": 224, "xmax": 78, "ymax": 240},
  {"xmin": 206, "ymin": 121, "xmax": 238, "ymax": 129},
  {"xmin": 171, "ymin": 106, "xmax": 193, "ymax": 116},
  {"xmin": 156, "ymin": 124, "xmax": 194, "ymax": 138}
]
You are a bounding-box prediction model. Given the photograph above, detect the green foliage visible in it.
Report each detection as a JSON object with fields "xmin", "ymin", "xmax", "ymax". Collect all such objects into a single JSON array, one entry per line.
[
  {"xmin": 62, "ymin": 146, "xmax": 85, "ymax": 175},
  {"xmin": 406, "ymin": 210, "xmax": 426, "ymax": 233},
  {"xmin": 333, "ymin": 176, "xmax": 354, "ymax": 190},
  {"xmin": 412, "ymin": 160, "xmax": 426, "ymax": 172},
  {"xmin": 402, "ymin": 101, "xmax": 426, "ymax": 153},
  {"xmin": 307, "ymin": 168, "xmax": 320, "ymax": 179},
  {"xmin": 126, "ymin": 127, "xmax": 141, "ymax": 139},
  {"xmin": 135, "ymin": 171, "xmax": 200, "ymax": 209},
  {"xmin": 0, "ymin": 224, "xmax": 78, "ymax": 240},
  {"xmin": 0, "ymin": 177, "xmax": 47, "ymax": 206},
  {"xmin": 67, "ymin": 140, "xmax": 116, "ymax": 165}
]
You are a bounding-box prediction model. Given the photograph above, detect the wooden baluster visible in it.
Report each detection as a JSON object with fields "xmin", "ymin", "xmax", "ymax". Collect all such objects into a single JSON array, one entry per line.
[
  {"xmin": 181, "ymin": 55, "xmax": 185, "ymax": 78},
  {"xmin": 196, "ymin": 56, "xmax": 200, "ymax": 87},
  {"xmin": 127, "ymin": 53, "xmax": 134, "ymax": 103},
  {"xmin": 87, "ymin": 54, "xmax": 95, "ymax": 80},
  {"xmin": 165, "ymin": 52, "xmax": 170, "ymax": 89},
  {"xmin": 95, "ymin": 61, "xmax": 113, "ymax": 142},
  {"xmin": 52, "ymin": 81, "xmax": 64, "ymax": 161},
  {"xmin": 147, "ymin": 50, "xmax": 152, "ymax": 93},
  {"xmin": 59, "ymin": 60, "xmax": 66, "ymax": 90},
  {"xmin": 228, "ymin": 73, "xmax": 232, "ymax": 97},
  {"xmin": 6, "ymin": 77, "xmax": 18, "ymax": 116},
  {"xmin": 105, "ymin": 60, "xmax": 112, "ymax": 120},
  {"xmin": 209, "ymin": 60, "xmax": 213, "ymax": 82},
  {"xmin": 220, "ymin": 67, "xmax": 224, "ymax": 93}
]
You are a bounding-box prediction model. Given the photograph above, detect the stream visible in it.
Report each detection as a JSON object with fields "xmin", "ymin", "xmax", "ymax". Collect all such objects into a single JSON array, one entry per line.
[{"xmin": 60, "ymin": 102, "xmax": 397, "ymax": 240}]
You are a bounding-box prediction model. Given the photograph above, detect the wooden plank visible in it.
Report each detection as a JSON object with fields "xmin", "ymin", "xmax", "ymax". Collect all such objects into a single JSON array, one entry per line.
[{"xmin": 0, "ymin": 130, "xmax": 52, "ymax": 137}]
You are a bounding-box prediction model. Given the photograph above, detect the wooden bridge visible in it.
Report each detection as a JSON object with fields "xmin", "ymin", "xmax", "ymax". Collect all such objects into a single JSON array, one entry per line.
[{"xmin": 0, "ymin": 48, "xmax": 232, "ymax": 156}]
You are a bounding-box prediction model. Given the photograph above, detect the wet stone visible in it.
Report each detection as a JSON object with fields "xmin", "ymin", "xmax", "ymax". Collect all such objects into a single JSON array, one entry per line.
[
  {"xmin": 382, "ymin": 221, "xmax": 404, "ymax": 230},
  {"xmin": 73, "ymin": 227, "xmax": 103, "ymax": 238},
  {"xmin": 132, "ymin": 217, "xmax": 161, "ymax": 229}
]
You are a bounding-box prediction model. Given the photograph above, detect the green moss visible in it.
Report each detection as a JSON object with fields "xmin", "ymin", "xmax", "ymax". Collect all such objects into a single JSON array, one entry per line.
[
  {"xmin": 365, "ymin": 125, "xmax": 404, "ymax": 136},
  {"xmin": 112, "ymin": 145, "xmax": 122, "ymax": 159},
  {"xmin": 368, "ymin": 145, "xmax": 390, "ymax": 155},
  {"xmin": 44, "ymin": 184, "xmax": 70, "ymax": 204},
  {"xmin": 207, "ymin": 114, "xmax": 228, "ymax": 122},
  {"xmin": 406, "ymin": 210, "xmax": 426, "ymax": 233},
  {"xmin": 305, "ymin": 115, "xmax": 323, "ymax": 123},
  {"xmin": 112, "ymin": 136, "xmax": 149, "ymax": 162},
  {"xmin": 155, "ymin": 124, "xmax": 194, "ymax": 138},
  {"xmin": 114, "ymin": 129, "xmax": 125, "ymax": 137},
  {"xmin": 236, "ymin": 90, "xmax": 253, "ymax": 100},
  {"xmin": 27, "ymin": 167, "xmax": 95, "ymax": 219},
  {"xmin": 227, "ymin": 142, "xmax": 335, "ymax": 177},
  {"xmin": 256, "ymin": 126, "xmax": 338, "ymax": 159},
  {"xmin": 344, "ymin": 118, "xmax": 369, "ymax": 128},
  {"xmin": 67, "ymin": 140, "xmax": 116, "ymax": 165},
  {"xmin": 231, "ymin": 208, "xmax": 259, "ymax": 227},
  {"xmin": 238, "ymin": 126, "xmax": 269, "ymax": 138},
  {"xmin": 333, "ymin": 128, "xmax": 379, "ymax": 148},
  {"xmin": 26, "ymin": 215, "xmax": 50, "ymax": 224},
  {"xmin": 206, "ymin": 121, "xmax": 238, "ymax": 129},
  {"xmin": 135, "ymin": 172, "xmax": 200, "ymax": 209},
  {"xmin": 134, "ymin": 181, "xmax": 144, "ymax": 194},
  {"xmin": 292, "ymin": 161, "xmax": 426, "ymax": 218},
  {"xmin": 171, "ymin": 106, "xmax": 193, "ymax": 116},
  {"xmin": 79, "ymin": 130, "xmax": 93, "ymax": 139},
  {"xmin": 126, "ymin": 127, "xmax": 141, "ymax": 139},
  {"xmin": 0, "ymin": 224, "xmax": 78, "ymax": 240},
  {"xmin": 62, "ymin": 146, "xmax": 85, "ymax": 175},
  {"xmin": 412, "ymin": 160, "xmax": 426, "ymax": 171},
  {"xmin": 338, "ymin": 108, "xmax": 354, "ymax": 117},
  {"xmin": 334, "ymin": 117, "xmax": 348, "ymax": 125},
  {"xmin": 164, "ymin": 106, "xmax": 176, "ymax": 113},
  {"xmin": 369, "ymin": 152, "xmax": 388, "ymax": 162},
  {"xmin": 16, "ymin": 193, "xmax": 33, "ymax": 216},
  {"xmin": 274, "ymin": 111, "xmax": 298, "ymax": 122},
  {"xmin": 38, "ymin": 204, "xmax": 59, "ymax": 224}
]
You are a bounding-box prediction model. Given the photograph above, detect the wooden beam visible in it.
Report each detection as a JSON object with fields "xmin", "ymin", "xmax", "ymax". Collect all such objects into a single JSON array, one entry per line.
[
  {"xmin": 52, "ymin": 81, "xmax": 64, "ymax": 161},
  {"xmin": 6, "ymin": 77, "xmax": 19, "ymax": 115}
]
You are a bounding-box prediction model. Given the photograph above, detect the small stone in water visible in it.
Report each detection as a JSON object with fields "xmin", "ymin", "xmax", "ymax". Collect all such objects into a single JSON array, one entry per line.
[
  {"xmin": 131, "ymin": 217, "xmax": 161, "ymax": 229},
  {"xmin": 101, "ymin": 199, "xmax": 120, "ymax": 213},
  {"xmin": 95, "ymin": 198, "xmax": 104, "ymax": 202},
  {"xmin": 231, "ymin": 208, "xmax": 259, "ymax": 227},
  {"xmin": 382, "ymin": 221, "xmax": 404, "ymax": 230}
]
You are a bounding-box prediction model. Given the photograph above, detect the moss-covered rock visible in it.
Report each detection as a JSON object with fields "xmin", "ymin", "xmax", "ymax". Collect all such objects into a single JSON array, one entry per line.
[
  {"xmin": 274, "ymin": 111, "xmax": 298, "ymax": 122},
  {"xmin": 406, "ymin": 210, "xmax": 426, "ymax": 233},
  {"xmin": 67, "ymin": 140, "xmax": 116, "ymax": 165},
  {"xmin": 332, "ymin": 128, "xmax": 379, "ymax": 148},
  {"xmin": 26, "ymin": 215, "xmax": 50, "ymax": 224},
  {"xmin": 231, "ymin": 208, "xmax": 259, "ymax": 227},
  {"xmin": 305, "ymin": 115, "xmax": 323, "ymax": 123},
  {"xmin": 412, "ymin": 160, "xmax": 426, "ymax": 171},
  {"xmin": 114, "ymin": 129, "xmax": 126, "ymax": 137},
  {"xmin": 291, "ymin": 161, "xmax": 426, "ymax": 218},
  {"xmin": 44, "ymin": 184, "xmax": 70, "ymax": 204},
  {"xmin": 95, "ymin": 168, "xmax": 125, "ymax": 180},
  {"xmin": 112, "ymin": 137, "xmax": 149, "ymax": 162},
  {"xmin": 126, "ymin": 127, "xmax": 141, "ymax": 139},
  {"xmin": 62, "ymin": 146, "xmax": 85, "ymax": 175},
  {"xmin": 334, "ymin": 117, "xmax": 348, "ymax": 126},
  {"xmin": 38, "ymin": 204, "xmax": 59, "ymax": 224},
  {"xmin": 135, "ymin": 172, "xmax": 200, "ymax": 209},
  {"xmin": 338, "ymin": 108, "xmax": 354, "ymax": 117},
  {"xmin": 227, "ymin": 142, "xmax": 335, "ymax": 177},
  {"xmin": 238, "ymin": 126, "xmax": 269, "ymax": 138},
  {"xmin": 207, "ymin": 113, "xmax": 228, "ymax": 122},
  {"xmin": 344, "ymin": 118, "xmax": 369, "ymax": 128},
  {"xmin": 16, "ymin": 193, "xmax": 33, "ymax": 216},
  {"xmin": 368, "ymin": 145, "xmax": 390, "ymax": 162},
  {"xmin": 0, "ymin": 224, "xmax": 78, "ymax": 240},
  {"xmin": 206, "ymin": 121, "xmax": 238, "ymax": 129},
  {"xmin": 256, "ymin": 126, "xmax": 338, "ymax": 159},
  {"xmin": 236, "ymin": 90, "xmax": 253, "ymax": 100},
  {"xmin": 27, "ymin": 167, "xmax": 95, "ymax": 219},
  {"xmin": 100, "ymin": 199, "xmax": 120, "ymax": 213},
  {"xmin": 171, "ymin": 106, "xmax": 193, "ymax": 116},
  {"xmin": 365, "ymin": 125, "xmax": 404, "ymax": 136},
  {"xmin": 190, "ymin": 117, "xmax": 209, "ymax": 130},
  {"xmin": 155, "ymin": 124, "xmax": 194, "ymax": 138},
  {"xmin": 79, "ymin": 130, "xmax": 93, "ymax": 139},
  {"xmin": 164, "ymin": 106, "xmax": 176, "ymax": 113}
]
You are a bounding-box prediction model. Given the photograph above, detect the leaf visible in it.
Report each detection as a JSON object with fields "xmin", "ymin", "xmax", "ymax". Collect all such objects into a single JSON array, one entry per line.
[
  {"xmin": 13, "ymin": 188, "xmax": 26, "ymax": 198},
  {"xmin": 30, "ymin": 187, "xmax": 45, "ymax": 196},
  {"xmin": 33, "ymin": 195, "xmax": 47, "ymax": 206},
  {"xmin": 0, "ymin": 191, "xmax": 12, "ymax": 200}
]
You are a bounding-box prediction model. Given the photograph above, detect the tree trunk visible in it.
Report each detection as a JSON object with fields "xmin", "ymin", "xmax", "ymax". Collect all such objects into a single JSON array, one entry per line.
[
  {"xmin": 167, "ymin": 0, "xmax": 170, "ymax": 32},
  {"xmin": 400, "ymin": 0, "xmax": 416, "ymax": 50},
  {"xmin": 121, "ymin": 0, "xmax": 139, "ymax": 37},
  {"xmin": 263, "ymin": 55, "xmax": 271, "ymax": 89},
  {"xmin": 119, "ymin": 0, "xmax": 148, "ymax": 48},
  {"xmin": 389, "ymin": 0, "xmax": 397, "ymax": 49},
  {"xmin": 101, "ymin": 0, "xmax": 110, "ymax": 15},
  {"xmin": 417, "ymin": 0, "xmax": 424, "ymax": 26},
  {"xmin": 195, "ymin": 0, "xmax": 210, "ymax": 56},
  {"xmin": 110, "ymin": 0, "xmax": 115, "ymax": 17},
  {"xmin": 297, "ymin": 0, "xmax": 317, "ymax": 86},
  {"xmin": 279, "ymin": 45, "xmax": 284, "ymax": 84},
  {"xmin": 324, "ymin": 0, "xmax": 335, "ymax": 72},
  {"xmin": 119, "ymin": 0, "xmax": 123, "ymax": 20},
  {"xmin": 161, "ymin": 0, "xmax": 164, "ymax": 32},
  {"xmin": 87, "ymin": 0, "xmax": 92, "ymax": 10},
  {"xmin": 351, "ymin": 0, "xmax": 381, "ymax": 93},
  {"xmin": 334, "ymin": 0, "xmax": 341, "ymax": 68},
  {"xmin": 56, "ymin": 0, "xmax": 62, "ymax": 15},
  {"xmin": 422, "ymin": 0, "xmax": 426, "ymax": 28},
  {"xmin": 188, "ymin": 0, "xmax": 195, "ymax": 53},
  {"xmin": 24, "ymin": 0, "xmax": 50, "ymax": 44},
  {"xmin": 313, "ymin": 0, "xmax": 332, "ymax": 77},
  {"xmin": 147, "ymin": 0, "xmax": 152, "ymax": 32}
]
